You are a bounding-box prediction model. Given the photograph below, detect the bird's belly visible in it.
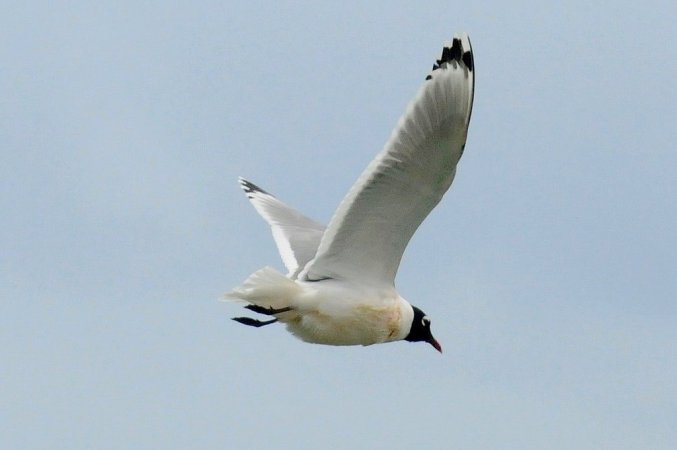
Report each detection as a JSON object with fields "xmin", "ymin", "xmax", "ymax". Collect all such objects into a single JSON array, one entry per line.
[{"xmin": 284, "ymin": 306, "xmax": 402, "ymax": 346}]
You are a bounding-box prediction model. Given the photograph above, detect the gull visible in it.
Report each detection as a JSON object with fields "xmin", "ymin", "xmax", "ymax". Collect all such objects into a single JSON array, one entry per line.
[{"xmin": 226, "ymin": 33, "xmax": 474, "ymax": 353}]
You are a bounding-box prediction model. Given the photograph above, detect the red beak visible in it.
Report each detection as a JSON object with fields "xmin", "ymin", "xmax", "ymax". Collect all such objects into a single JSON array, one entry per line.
[{"xmin": 429, "ymin": 338, "xmax": 443, "ymax": 353}]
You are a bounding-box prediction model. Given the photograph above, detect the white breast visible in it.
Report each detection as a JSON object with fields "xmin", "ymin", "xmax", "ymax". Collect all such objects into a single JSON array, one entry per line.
[{"xmin": 281, "ymin": 281, "xmax": 414, "ymax": 346}]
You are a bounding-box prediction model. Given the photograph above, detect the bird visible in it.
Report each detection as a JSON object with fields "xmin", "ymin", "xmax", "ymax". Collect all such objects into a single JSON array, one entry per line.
[{"xmin": 225, "ymin": 33, "xmax": 475, "ymax": 353}]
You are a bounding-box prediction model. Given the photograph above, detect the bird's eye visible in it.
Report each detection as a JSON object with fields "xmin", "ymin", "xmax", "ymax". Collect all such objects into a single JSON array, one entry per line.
[{"xmin": 422, "ymin": 316, "xmax": 430, "ymax": 326}]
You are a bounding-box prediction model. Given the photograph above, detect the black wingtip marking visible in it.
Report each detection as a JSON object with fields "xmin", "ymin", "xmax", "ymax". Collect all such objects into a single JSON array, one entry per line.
[
  {"xmin": 462, "ymin": 50, "xmax": 474, "ymax": 72},
  {"xmin": 238, "ymin": 178, "xmax": 271, "ymax": 197},
  {"xmin": 450, "ymin": 38, "xmax": 462, "ymax": 61},
  {"xmin": 437, "ymin": 39, "xmax": 460, "ymax": 64},
  {"xmin": 427, "ymin": 35, "xmax": 473, "ymax": 80}
]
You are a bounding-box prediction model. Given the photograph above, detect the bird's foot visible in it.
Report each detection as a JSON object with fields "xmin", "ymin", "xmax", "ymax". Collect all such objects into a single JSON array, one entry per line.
[
  {"xmin": 232, "ymin": 317, "xmax": 278, "ymax": 327},
  {"xmin": 244, "ymin": 305, "xmax": 293, "ymax": 315}
]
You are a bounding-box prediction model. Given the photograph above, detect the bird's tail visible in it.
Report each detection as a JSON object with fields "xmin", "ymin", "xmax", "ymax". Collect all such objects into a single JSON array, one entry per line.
[{"xmin": 224, "ymin": 266, "xmax": 301, "ymax": 313}]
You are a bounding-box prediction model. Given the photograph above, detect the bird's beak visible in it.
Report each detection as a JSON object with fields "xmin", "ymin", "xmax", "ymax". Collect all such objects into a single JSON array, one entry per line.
[{"xmin": 429, "ymin": 337, "xmax": 442, "ymax": 353}]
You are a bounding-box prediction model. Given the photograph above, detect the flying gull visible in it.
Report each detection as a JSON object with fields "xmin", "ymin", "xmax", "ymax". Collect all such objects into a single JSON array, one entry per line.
[{"xmin": 226, "ymin": 33, "xmax": 475, "ymax": 353}]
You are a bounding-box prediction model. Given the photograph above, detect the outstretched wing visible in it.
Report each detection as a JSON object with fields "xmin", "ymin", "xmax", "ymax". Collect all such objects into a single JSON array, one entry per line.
[
  {"xmin": 300, "ymin": 33, "xmax": 475, "ymax": 285},
  {"xmin": 238, "ymin": 177, "xmax": 325, "ymax": 278}
]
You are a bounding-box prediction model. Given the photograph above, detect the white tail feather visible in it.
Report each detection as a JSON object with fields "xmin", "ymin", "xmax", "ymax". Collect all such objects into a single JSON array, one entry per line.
[{"xmin": 224, "ymin": 266, "xmax": 301, "ymax": 310}]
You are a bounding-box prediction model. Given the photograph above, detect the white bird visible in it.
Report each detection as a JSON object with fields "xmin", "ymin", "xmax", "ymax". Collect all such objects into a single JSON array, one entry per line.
[{"xmin": 226, "ymin": 33, "xmax": 475, "ymax": 353}]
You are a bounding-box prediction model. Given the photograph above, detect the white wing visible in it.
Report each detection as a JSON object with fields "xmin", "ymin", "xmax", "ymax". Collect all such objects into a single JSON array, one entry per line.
[
  {"xmin": 300, "ymin": 33, "xmax": 475, "ymax": 285},
  {"xmin": 238, "ymin": 177, "xmax": 325, "ymax": 278}
]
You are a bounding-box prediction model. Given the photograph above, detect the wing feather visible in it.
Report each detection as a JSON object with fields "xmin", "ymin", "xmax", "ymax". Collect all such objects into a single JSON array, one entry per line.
[
  {"xmin": 300, "ymin": 33, "xmax": 474, "ymax": 284},
  {"xmin": 238, "ymin": 178, "xmax": 325, "ymax": 278}
]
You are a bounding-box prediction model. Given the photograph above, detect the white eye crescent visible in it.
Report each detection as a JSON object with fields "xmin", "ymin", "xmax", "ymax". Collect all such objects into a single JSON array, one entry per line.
[{"xmin": 422, "ymin": 315, "xmax": 430, "ymax": 326}]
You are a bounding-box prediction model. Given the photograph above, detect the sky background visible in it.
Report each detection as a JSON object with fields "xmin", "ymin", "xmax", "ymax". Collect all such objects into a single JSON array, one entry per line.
[{"xmin": 2, "ymin": 1, "xmax": 676, "ymax": 449}]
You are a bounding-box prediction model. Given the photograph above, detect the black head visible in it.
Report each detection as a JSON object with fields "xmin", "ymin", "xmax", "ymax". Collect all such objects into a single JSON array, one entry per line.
[{"xmin": 404, "ymin": 306, "xmax": 442, "ymax": 353}]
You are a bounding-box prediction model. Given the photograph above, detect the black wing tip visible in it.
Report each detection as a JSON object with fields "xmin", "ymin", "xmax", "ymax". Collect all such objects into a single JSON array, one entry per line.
[
  {"xmin": 462, "ymin": 49, "xmax": 474, "ymax": 72},
  {"xmin": 426, "ymin": 32, "xmax": 473, "ymax": 81},
  {"xmin": 238, "ymin": 177, "xmax": 271, "ymax": 197}
]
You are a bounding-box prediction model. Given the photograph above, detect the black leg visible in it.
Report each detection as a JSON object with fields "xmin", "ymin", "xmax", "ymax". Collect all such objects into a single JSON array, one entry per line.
[
  {"xmin": 245, "ymin": 304, "xmax": 293, "ymax": 315},
  {"xmin": 232, "ymin": 317, "xmax": 278, "ymax": 328}
]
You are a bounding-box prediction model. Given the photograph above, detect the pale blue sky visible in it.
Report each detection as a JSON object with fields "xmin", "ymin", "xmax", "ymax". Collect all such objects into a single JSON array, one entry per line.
[{"xmin": 2, "ymin": 1, "xmax": 676, "ymax": 449}]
